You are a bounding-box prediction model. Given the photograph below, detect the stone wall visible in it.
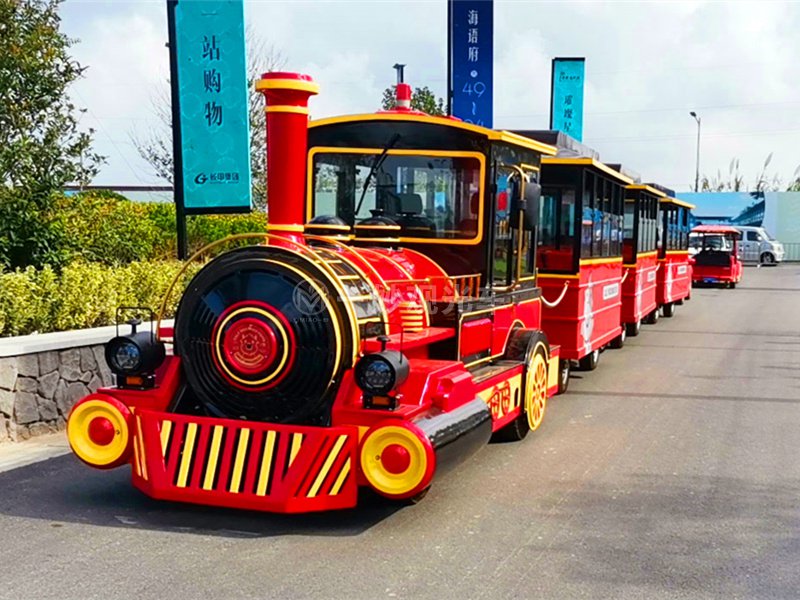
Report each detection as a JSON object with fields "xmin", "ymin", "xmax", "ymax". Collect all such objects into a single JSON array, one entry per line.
[{"xmin": 0, "ymin": 346, "xmax": 114, "ymax": 442}]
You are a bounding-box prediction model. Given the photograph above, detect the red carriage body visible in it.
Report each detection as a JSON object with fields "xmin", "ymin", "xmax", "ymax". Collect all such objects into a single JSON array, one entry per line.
[
  {"xmin": 533, "ymin": 156, "xmax": 631, "ymax": 371},
  {"xmin": 620, "ymin": 185, "xmax": 663, "ymax": 334},
  {"xmin": 656, "ymin": 196, "xmax": 695, "ymax": 315},
  {"xmin": 690, "ymin": 225, "xmax": 743, "ymax": 288},
  {"xmin": 66, "ymin": 75, "xmax": 567, "ymax": 513}
]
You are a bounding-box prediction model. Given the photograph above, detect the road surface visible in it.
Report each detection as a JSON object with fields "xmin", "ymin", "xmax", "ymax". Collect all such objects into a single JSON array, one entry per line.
[{"xmin": 1, "ymin": 265, "xmax": 798, "ymax": 600}]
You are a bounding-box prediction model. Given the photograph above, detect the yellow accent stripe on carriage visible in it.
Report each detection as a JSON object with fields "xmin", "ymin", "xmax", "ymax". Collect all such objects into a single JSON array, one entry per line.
[
  {"xmin": 136, "ymin": 416, "xmax": 148, "ymax": 481},
  {"xmin": 132, "ymin": 424, "xmax": 142, "ymax": 478},
  {"xmin": 307, "ymin": 435, "xmax": 347, "ymax": 498},
  {"xmin": 255, "ymin": 77, "xmax": 320, "ymax": 94},
  {"xmin": 256, "ymin": 430, "xmax": 277, "ymax": 496},
  {"xmin": 176, "ymin": 423, "xmax": 197, "ymax": 488},
  {"xmin": 329, "ymin": 457, "xmax": 351, "ymax": 496},
  {"xmin": 229, "ymin": 429, "xmax": 251, "ymax": 493},
  {"xmin": 203, "ymin": 425, "xmax": 224, "ymax": 491},
  {"xmin": 289, "ymin": 433, "xmax": 304, "ymax": 467},
  {"xmin": 160, "ymin": 420, "xmax": 172, "ymax": 456}
]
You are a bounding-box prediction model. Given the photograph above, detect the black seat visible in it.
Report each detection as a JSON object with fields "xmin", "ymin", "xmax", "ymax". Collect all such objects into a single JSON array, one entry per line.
[{"xmin": 394, "ymin": 193, "xmax": 436, "ymax": 236}]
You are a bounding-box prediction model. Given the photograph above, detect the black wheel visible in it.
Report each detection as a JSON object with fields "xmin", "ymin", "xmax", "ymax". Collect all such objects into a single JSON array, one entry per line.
[
  {"xmin": 577, "ymin": 348, "xmax": 600, "ymax": 371},
  {"xmin": 675, "ymin": 298, "xmax": 684, "ymax": 306},
  {"xmin": 492, "ymin": 329, "xmax": 550, "ymax": 442},
  {"xmin": 625, "ymin": 320, "xmax": 641, "ymax": 337},
  {"xmin": 760, "ymin": 252, "xmax": 775, "ymax": 266},
  {"xmin": 729, "ymin": 281, "xmax": 737, "ymax": 289},
  {"xmin": 405, "ymin": 487, "xmax": 430, "ymax": 505},
  {"xmin": 557, "ymin": 359, "xmax": 570, "ymax": 395},
  {"xmin": 662, "ymin": 302, "xmax": 675, "ymax": 318},
  {"xmin": 644, "ymin": 307, "xmax": 660, "ymax": 325},
  {"xmin": 609, "ymin": 327, "xmax": 626, "ymax": 349}
]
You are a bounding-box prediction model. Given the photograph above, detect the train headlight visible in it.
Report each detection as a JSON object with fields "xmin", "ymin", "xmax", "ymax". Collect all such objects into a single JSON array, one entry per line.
[
  {"xmin": 355, "ymin": 350, "xmax": 409, "ymax": 397},
  {"xmin": 105, "ymin": 331, "xmax": 165, "ymax": 387}
]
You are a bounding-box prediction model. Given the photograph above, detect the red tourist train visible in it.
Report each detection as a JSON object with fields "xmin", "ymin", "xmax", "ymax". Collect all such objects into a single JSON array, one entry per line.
[
  {"xmin": 690, "ymin": 225, "xmax": 743, "ymax": 288},
  {"xmin": 656, "ymin": 194, "xmax": 695, "ymax": 316},
  {"xmin": 65, "ymin": 73, "xmax": 696, "ymax": 514}
]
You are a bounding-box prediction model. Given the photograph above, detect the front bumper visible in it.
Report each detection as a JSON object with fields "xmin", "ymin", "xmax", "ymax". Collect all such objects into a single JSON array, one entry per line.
[{"xmin": 131, "ymin": 409, "xmax": 359, "ymax": 513}]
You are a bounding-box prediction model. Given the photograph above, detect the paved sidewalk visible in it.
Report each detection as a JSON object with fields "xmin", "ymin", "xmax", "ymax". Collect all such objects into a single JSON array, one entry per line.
[{"xmin": 0, "ymin": 433, "xmax": 69, "ymax": 474}]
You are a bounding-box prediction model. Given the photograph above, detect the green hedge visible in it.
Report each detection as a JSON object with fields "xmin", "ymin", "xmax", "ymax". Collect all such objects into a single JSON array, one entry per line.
[
  {"xmin": 0, "ymin": 260, "xmax": 202, "ymax": 337},
  {"xmin": 0, "ymin": 189, "xmax": 266, "ymax": 270}
]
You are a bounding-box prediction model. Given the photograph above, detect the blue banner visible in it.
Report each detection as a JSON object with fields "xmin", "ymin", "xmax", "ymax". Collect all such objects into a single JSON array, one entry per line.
[
  {"xmin": 550, "ymin": 58, "xmax": 585, "ymax": 141},
  {"xmin": 173, "ymin": 0, "xmax": 251, "ymax": 212},
  {"xmin": 450, "ymin": 0, "xmax": 493, "ymax": 128}
]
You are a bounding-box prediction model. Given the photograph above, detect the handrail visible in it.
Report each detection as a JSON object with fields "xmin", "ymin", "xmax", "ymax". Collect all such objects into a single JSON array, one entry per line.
[
  {"xmin": 620, "ymin": 270, "xmax": 630, "ymax": 285},
  {"xmin": 541, "ymin": 281, "xmax": 570, "ymax": 309}
]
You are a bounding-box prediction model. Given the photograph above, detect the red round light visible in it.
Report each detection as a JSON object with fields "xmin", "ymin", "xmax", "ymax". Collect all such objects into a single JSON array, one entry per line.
[
  {"xmin": 87, "ymin": 417, "xmax": 116, "ymax": 446},
  {"xmin": 380, "ymin": 444, "xmax": 411, "ymax": 475}
]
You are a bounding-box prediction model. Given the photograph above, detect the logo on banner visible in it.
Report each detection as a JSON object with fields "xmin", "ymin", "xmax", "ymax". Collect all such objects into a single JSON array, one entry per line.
[
  {"xmin": 550, "ymin": 58, "xmax": 585, "ymax": 141},
  {"xmin": 602, "ymin": 283, "xmax": 619, "ymax": 301},
  {"xmin": 450, "ymin": 0, "xmax": 494, "ymax": 127}
]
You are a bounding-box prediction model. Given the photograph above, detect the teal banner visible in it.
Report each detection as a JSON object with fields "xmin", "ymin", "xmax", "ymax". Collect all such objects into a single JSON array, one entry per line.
[
  {"xmin": 550, "ymin": 57, "xmax": 585, "ymax": 142},
  {"xmin": 173, "ymin": 0, "xmax": 251, "ymax": 212}
]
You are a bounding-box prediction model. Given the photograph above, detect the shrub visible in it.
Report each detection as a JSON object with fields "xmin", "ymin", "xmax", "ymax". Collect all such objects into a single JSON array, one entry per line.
[{"xmin": 0, "ymin": 259, "xmax": 201, "ymax": 337}]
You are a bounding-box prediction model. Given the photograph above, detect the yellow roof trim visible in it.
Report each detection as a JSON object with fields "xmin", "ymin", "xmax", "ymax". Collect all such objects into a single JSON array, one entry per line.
[
  {"xmin": 308, "ymin": 113, "xmax": 557, "ymax": 155},
  {"xmin": 626, "ymin": 184, "xmax": 667, "ymax": 198},
  {"xmin": 660, "ymin": 196, "xmax": 696, "ymax": 210},
  {"xmin": 541, "ymin": 157, "xmax": 634, "ymax": 184}
]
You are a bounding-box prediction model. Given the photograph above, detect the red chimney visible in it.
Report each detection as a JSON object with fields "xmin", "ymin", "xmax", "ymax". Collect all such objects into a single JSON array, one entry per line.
[{"xmin": 255, "ymin": 72, "xmax": 319, "ymax": 238}]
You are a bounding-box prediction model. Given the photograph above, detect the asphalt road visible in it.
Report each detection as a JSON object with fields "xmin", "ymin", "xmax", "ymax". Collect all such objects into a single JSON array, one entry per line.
[{"xmin": 1, "ymin": 265, "xmax": 799, "ymax": 600}]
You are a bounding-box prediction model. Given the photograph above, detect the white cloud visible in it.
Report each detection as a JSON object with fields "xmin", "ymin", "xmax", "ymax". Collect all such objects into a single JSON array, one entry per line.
[{"xmin": 60, "ymin": 0, "xmax": 800, "ymax": 191}]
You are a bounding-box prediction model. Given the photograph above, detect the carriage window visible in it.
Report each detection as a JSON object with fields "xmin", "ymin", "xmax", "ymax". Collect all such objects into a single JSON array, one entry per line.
[
  {"xmin": 493, "ymin": 172, "xmax": 513, "ymax": 285},
  {"xmin": 538, "ymin": 187, "xmax": 576, "ymax": 273},
  {"xmin": 582, "ymin": 173, "xmax": 594, "ymax": 258},
  {"xmin": 311, "ymin": 151, "xmax": 483, "ymax": 240}
]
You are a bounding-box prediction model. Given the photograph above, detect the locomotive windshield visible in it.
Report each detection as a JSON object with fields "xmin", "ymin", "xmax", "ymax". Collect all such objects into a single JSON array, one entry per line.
[{"xmin": 309, "ymin": 150, "xmax": 485, "ymax": 241}]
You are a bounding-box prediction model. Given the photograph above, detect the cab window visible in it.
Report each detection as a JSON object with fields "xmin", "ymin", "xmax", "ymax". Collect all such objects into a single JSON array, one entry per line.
[{"xmin": 311, "ymin": 151, "xmax": 483, "ymax": 240}]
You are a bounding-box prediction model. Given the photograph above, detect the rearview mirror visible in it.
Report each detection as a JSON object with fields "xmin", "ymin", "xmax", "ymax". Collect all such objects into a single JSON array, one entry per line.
[{"xmin": 522, "ymin": 182, "xmax": 541, "ymax": 230}]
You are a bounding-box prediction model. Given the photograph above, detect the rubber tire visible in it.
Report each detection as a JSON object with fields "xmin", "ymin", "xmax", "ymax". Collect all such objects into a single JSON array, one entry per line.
[
  {"xmin": 675, "ymin": 298, "xmax": 684, "ymax": 306},
  {"xmin": 644, "ymin": 307, "xmax": 660, "ymax": 325},
  {"xmin": 625, "ymin": 320, "xmax": 641, "ymax": 337},
  {"xmin": 760, "ymin": 252, "xmax": 775, "ymax": 266},
  {"xmin": 557, "ymin": 359, "xmax": 570, "ymax": 395},
  {"xmin": 609, "ymin": 327, "xmax": 626, "ymax": 349},
  {"xmin": 729, "ymin": 282, "xmax": 737, "ymax": 289},
  {"xmin": 577, "ymin": 348, "xmax": 600, "ymax": 371},
  {"xmin": 662, "ymin": 302, "xmax": 675, "ymax": 318}
]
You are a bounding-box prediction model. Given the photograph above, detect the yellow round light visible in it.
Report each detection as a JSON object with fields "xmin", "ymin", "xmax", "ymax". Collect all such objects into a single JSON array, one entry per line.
[{"xmin": 67, "ymin": 398, "xmax": 131, "ymax": 468}]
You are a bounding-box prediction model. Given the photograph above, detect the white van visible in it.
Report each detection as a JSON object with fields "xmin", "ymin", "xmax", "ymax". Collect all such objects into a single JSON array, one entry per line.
[{"xmin": 736, "ymin": 226, "xmax": 784, "ymax": 265}]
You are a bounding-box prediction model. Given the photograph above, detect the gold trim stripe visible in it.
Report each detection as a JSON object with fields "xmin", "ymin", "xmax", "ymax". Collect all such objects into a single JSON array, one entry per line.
[
  {"xmin": 177, "ymin": 423, "xmax": 197, "ymax": 488},
  {"xmin": 289, "ymin": 433, "xmax": 304, "ymax": 467},
  {"xmin": 229, "ymin": 429, "xmax": 251, "ymax": 493},
  {"xmin": 256, "ymin": 430, "xmax": 277, "ymax": 496},
  {"xmin": 329, "ymin": 458, "xmax": 351, "ymax": 496},
  {"xmin": 255, "ymin": 78, "xmax": 320, "ymax": 94},
  {"xmin": 136, "ymin": 416, "xmax": 148, "ymax": 481},
  {"xmin": 265, "ymin": 105, "xmax": 309, "ymax": 115},
  {"xmin": 160, "ymin": 420, "xmax": 172, "ymax": 456},
  {"xmin": 203, "ymin": 426, "xmax": 224, "ymax": 491},
  {"xmin": 307, "ymin": 435, "xmax": 347, "ymax": 498}
]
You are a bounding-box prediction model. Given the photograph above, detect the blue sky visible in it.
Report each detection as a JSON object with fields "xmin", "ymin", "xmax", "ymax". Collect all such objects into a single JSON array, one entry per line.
[{"xmin": 60, "ymin": 0, "xmax": 800, "ymax": 192}]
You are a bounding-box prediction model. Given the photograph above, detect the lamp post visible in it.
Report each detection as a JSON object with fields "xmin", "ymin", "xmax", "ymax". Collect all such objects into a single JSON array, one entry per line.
[{"xmin": 690, "ymin": 111, "xmax": 701, "ymax": 192}]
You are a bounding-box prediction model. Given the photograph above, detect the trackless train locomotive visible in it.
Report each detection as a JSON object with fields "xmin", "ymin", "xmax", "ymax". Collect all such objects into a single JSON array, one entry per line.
[{"xmin": 66, "ymin": 72, "xmax": 697, "ymax": 514}]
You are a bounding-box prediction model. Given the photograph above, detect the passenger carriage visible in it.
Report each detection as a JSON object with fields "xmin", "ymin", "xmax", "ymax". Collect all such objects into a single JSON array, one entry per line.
[
  {"xmin": 65, "ymin": 74, "xmax": 566, "ymax": 514},
  {"xmin": 690, "ymin": 225, "xmax": 743, "ymax": 288},
  {"xmin": 621, "ymin": 184, "xmax": 662, "ymax": 335},
  {"xmin": 527, "ymin": 147, "xmax": 631, "ymax": 372},
  {"xmin": 656, "ymin": 195, "xmax": 695, "ymax": 317}
]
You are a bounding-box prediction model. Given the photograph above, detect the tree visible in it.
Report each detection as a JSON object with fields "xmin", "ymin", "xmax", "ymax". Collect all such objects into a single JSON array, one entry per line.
[
  {"xmin": 381, "ymin": 84, "xmax": 446, "ymax": 116},
  {"xmin": 700, "ymin": 155, "xmax": 784, "ymax": 193},
  {"xmin": 0, "ymin": 0, "xmax": 103, "ymax": 269},
  {"xmin": 131, "ymin": 34, "xmax": 285, "ymax": 211},
  {"xmin": 0, "ymin": 0, "xmax": 101, "ymax": 191}
]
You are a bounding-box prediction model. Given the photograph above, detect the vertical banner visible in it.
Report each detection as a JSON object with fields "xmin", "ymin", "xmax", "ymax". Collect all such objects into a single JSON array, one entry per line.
[
  {"xmin": 449, "ymin": 0, "xmax": 493, "ymax": 128},
  {"xmin": 550, "ymin": 57, "xmax": 585, "ymax": 141},
  {"xmin": 171, "ymin": 0, "xmax": 251, "ymax": 213}
]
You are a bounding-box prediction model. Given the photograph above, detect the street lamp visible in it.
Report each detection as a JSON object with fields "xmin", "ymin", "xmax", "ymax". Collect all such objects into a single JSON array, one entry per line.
[{"xmin": 690, "ymin": 111, "xmax": 701, "ymax": 192}]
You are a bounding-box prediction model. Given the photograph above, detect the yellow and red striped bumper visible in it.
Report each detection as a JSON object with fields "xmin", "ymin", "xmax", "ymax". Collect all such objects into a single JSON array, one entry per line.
[{"xmin": 131, "ymin": 410, "xmax": 359, "ymax": 513}]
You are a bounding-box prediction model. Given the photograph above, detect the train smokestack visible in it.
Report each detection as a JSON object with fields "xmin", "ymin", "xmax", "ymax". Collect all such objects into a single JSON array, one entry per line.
[{"xmin": 255, "ymin": 72, "xmax": 319, "ymax": 237}]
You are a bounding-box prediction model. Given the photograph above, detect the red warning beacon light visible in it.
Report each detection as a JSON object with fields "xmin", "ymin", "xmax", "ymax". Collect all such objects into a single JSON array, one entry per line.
[{"xmin": 66, "ymin": 69, "xmax": 567, "ymax": 514}]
